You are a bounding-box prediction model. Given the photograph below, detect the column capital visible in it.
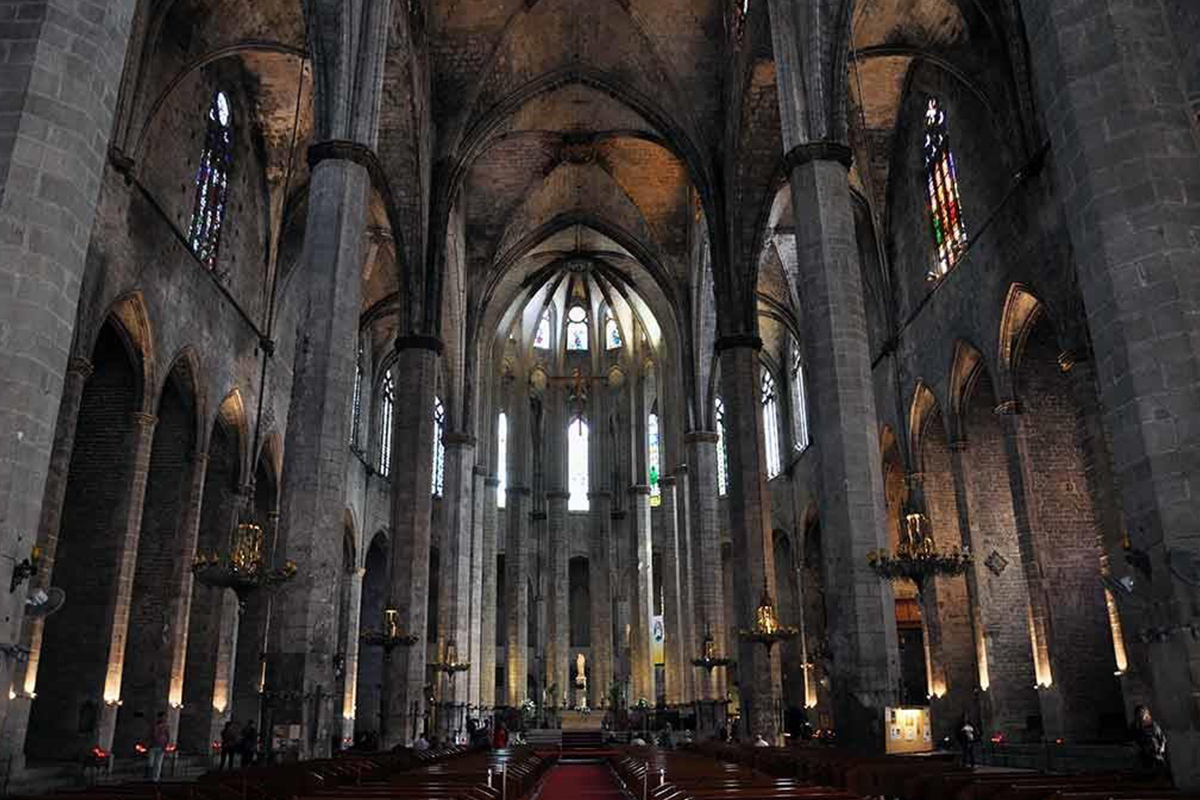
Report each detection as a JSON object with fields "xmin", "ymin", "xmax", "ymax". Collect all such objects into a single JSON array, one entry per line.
[
  {"xmin": 783, "ymin": 140, "xmax": 853, "ymax": 171},
  {"xmin": 658, "ymin": 476, "xmax": 677, "ymax": 488},
  {"xmin": 394, "ymin": 334, "xmax": 445, "ymax": 355},
  {"xmin": 546, "ymin": 490, "xmax": 571, "ymax": 501},
  {"xmin": 67, "ymin": 356, "xmax": 94, "ymax": 379},
  {"xmin": 507, "ymin": 485, "xmax": 531, "ymax": 496},
  {"xmin": 131, "ymin": 411, "xmax": 157, "ymax": 429},
  {"xmin": 484, "ymin": 477, "xmax": 501, "ymax": 488},
  {"xmin": 307, "ymin": 139, "xmax": 386, "ymax": 183},
  {"xmin": 587, "ymin": 491, "xmax": 613, "ymax": 501},
  {"xmin": 684, "ymin": 430, "xmax": 720, "ymax": 445},
  {"xmin": 628, "ymin": 485, "xmax": 652, "ymax": 496},
  {"xmin": 994, "ymin": 399, "xmax": 1022, "ymax": 416},
  {"xmin": 714, "ymin": 334, "xmax": 763, "ymax": 353},
  {"xmin": 443, "ymin": 432, "xmax": 476, "ymax": 448}
]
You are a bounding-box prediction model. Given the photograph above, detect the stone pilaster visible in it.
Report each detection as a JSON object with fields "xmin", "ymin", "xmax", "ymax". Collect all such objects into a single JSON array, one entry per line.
[
  {"xmin": 267, "ymin": 155, "xmax": 372, "ymax": 756},
  {"xmin": 628, "ymin": 485, "xmax": 655, "ymax": 705},
  {"xmin": 0, "ymin": 0, "xmax": 139, "ymax": 740},
  {"xmin": 1018, "ymin": 0, "xmax": 1200, "ymax": 784},
  {"xmin": 546, "ymin": 490, "xmax": 571, "ymax": 707},
  {"xmin": 480, "ymin": 477, "xmax": 500, "ymax": 708},
  {"xmin": 672, "ymin": 465, "xmax": 696, "ymax": 705},
  {"xmin": 716, "ymin": 341, "xmax": 782, "ymax": 743},
  {"xmin": 505, "ymin": 486, "xmax": 532, "ymax": 706},
  {"xmin": 685, "ymin": 432, "xmax": 728, "ymax": 703},
  {"xmin": 437, "ymin": 433, "xmax": 475, "ymax": 726},
  {"xmin": 782, "ymin": 144, "xmax": 899, "ymax": 750},
  {"xmin": 657, "ymin": 476, "xmax": 686, "ymax": 706},
  {"xmin": 589, "ymin": 492, "xmax": 615, "ymax": 708},
  {"xmin": 383, "ymin": 337, "xmax": 441, "ymax": 747},
  {"xmin": 96, "ymin": 411, "xmax": 158, "ymax": 750},
  {"xmin": 468, "ymin": 466, "xmax": 488, "ymax": 707}
]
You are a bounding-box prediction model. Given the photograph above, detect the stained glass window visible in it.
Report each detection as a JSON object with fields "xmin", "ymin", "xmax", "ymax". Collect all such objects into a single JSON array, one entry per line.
[
  {"xmin": 432, "ymin": 396, "xmax": 445, "ymax": 497},
  {"xmin": 567, "ymin": 305, "xmax": 588, "ymax": 351},
  {"xmin": 351, "ymin": 340, "xmax": 363, "ymax": 447},
  {"xmin": 378, "ymin": 369, "xmax": 395, "ymax": 476},
  {"xmin": 791, "ymin": 346, "xmax": 810, "ymax": 452},
  {"xmin": 189, "ymin": 90, "xmax": 233, "ymax": 270},
  {"xmin": 605, "ymin": 315, "xmax": 622, "ymax": 350},
  {"xmin": 762, "ymin": 370, "xmax": 782, "ymax": 479},
  {"xmin": 716, "ymin": 397, "xmax": 728, "ymax": 497},
  {"xmin": 924, "ymin": 97, "xmax": 968, "ymax": 276},
  {"xmin": 497, "ymin": 412, "xmax": 508, "ymax": 508},
  {"xmin": 535, "ymin": 309, "xmax": 552, "ymax": 349},
  {"xmin": 648, "ymin": 409, "xmax": 661, "ymax": 507},
  {"xmin": 568, "ymin": 417, "xmax": 589, "ymax": 511}
]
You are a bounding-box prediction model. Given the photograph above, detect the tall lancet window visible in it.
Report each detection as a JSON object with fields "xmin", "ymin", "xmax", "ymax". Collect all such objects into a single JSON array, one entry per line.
[
  {"xmin": 762, "ymin": 369, "xmax": 782, "ymax": 479},
  {"xmin": 791, "ymin": 346, "xmax": 810, "ymax": 452},
  {"xmin": 568, "ymin": 417, "xmax": 589, "ymax": 511},
  {"xmin": 350, "ymin": 340, "xmax": 363, "ymax": 447},
  {"xmin": 378, "ymin": 369, "xmax": 395, "ymax": 477},
  {"xmin": 566, "ymin": 305, "xmax": 589, "ymax": 351},
  {"xmin": 648, "ymin": 407, "xmax": 662, "ymax": 507},
  {"xmin": 535, "ymin": 309, "xmax": 552, "ymax": 349},
  {"xmin": 432, "ymin": 396, "xmax": 445, "ymax": 496},
  {"xmin": 715, "ymin": 396, "xmax": 728, "ymax": 497},
  {"xmin": 189, "ymin": 90, "xmax": 233, "ymax": 270},
  {"xmin": 605, "ymin": 314, "xmax": 622, "ymax": 350},
  {"xmin": 497, "ymin": 412, "xmax": 508, "ymax": 508},
  {"xmin": 924, "ymin": 97, "xmax": 968, "ymax": 276}
]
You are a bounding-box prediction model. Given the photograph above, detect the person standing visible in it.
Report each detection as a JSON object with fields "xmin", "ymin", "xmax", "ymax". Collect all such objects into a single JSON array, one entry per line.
[
  {"xmin": 238, "ymin": 721, "xmax": 258, "ymax": 767},
  {"xmin": 957, "ymin": 717, "xmax": 978, "ymax": 768},
  {"xmin": 1131, "ymin": 705, "xmax": 1169, "ymax": 780},
  {"xmin": 147, "ymin": 712, "xmax": 170, "ymax": 782},
  {"xmin": 219, "ymin": 720, "xmax": 239, "ymax": 770}
]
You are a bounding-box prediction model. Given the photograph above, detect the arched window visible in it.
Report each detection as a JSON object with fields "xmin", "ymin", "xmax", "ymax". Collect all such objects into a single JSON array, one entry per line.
[
  {"xmin": 534, "ymin": 309, "xmax": 552, "ymax": 350},
  {"xmin": 568, "ymin": 417, "xmax": 589, "ymax": 511},
  {"xmin": 378, "ymin": 369, "xmax": 395, "ymax": 476},
  {"xmin": 605, "ymin": 314, "xmax": 623, "ymax": 350},
  {"xmin": 566, "ymin": 306, "xmax": 589, "ymax": 351},
  {"xmin": 189, "ymin": 90, "xmax": 233, "ymax": 270},
  {"xmin": 791, "ymin": 346, "xmax": 810, "ymax": 451},
  {"xmin": 924, "ymin": 97, "xmax": 968, "ymax": 276},
  {"xmin": 432, "ymin": 396, "xmax": 445, "ymax": 497},
  {"xmin": 350, "ymin": 340, "xmax": 363, "ymax": 447},
  {"xmin": 648, "ymin": 408, "xmax": 661, "ymax": 507},
  {"xmin": 497, "ymin": 412, "xmax": 508, "ymax": 509},
  {"xmin": 762, "ymin": 370, "xmax": 782, "ymax": 479},
  {"xmin": 715, "ymin": 396, "xmax": 728, "ymax": 497}
]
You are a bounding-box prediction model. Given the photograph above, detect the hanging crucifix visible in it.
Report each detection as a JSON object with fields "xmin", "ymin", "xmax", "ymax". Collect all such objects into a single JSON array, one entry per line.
[{"xmin": 547, "ymin": 366, "xmax": 610, "ymax": 432}]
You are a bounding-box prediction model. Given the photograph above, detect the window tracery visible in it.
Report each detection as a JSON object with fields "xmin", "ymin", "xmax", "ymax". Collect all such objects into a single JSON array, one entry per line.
[
  {"xmin": 351, "ymin": 340, "xmax": 363, "ymax": 448},
  {"xmin": 378, "ymin": 369, "xmax": 395, "ymax": 476},
  {"xmin": 791, "ymin": 346, "xmax": 810, "ymax": 452},
  {"xmin": 763, "ymin": 370, "xmax": 782, "ymax": 479},
  {"xmin": 497, "ymin": 412, "xmax": 508, "ymax": 508},
  {"xmin": 432, "ymin": 396, "xmax": 445, "ymax": 497},
  {"xmin": 924, "ymin": 97, "xmax": 968, "ymax": 277},
  {"xmin": 535, "ymin": 309, "xmax": 552, "ymax": 349},
  {"xmin": 605, "ymin": 314, "xmax": 622, "ymax": 350},
  {"xmin": 569, "ymin": 417, "xmax": 589, "ymax": 511},
  {"xmin": 567, "ymin": 305, "xmax": 589, "ymax": 351},
  {"xmin": 716, "ymin": 396, "xmax": 728, "ymax": 497},
  {"xmin": 648, "ymin": 408, "xmax": 661, "ymax": 507},
  {"xmin": 189, "ymin": 90, "xmax": 233, "ymax": 270}
]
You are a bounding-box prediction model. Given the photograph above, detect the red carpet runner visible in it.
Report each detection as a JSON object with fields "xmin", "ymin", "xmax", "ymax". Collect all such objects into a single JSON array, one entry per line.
[{"xmin": 539, "ymin": 764, "xmax": 623, "ymax": 800}]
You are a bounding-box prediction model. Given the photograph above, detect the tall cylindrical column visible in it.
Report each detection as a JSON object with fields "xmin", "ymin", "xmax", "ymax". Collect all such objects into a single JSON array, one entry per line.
[
  {"xmin": 685, "ymin": 432, "xmax": 727, "ymax": 704},
  {"xmin": 589, "ymin": 492, "xmax": 615, "ymax": 708},
  {"xmin": 628, "ymin": 486, "xmax": 655, "ymax": 705},
  {"xmin": 657, "ymin": 476, "xmax": 686, "ymax": 706},
  {"xmin": 480, "ymin": 477, "xmax": 500, "ymax": 709},
  {"xmin": 546, "ymin": 490, "xmax": 571, "ymax": 707}
]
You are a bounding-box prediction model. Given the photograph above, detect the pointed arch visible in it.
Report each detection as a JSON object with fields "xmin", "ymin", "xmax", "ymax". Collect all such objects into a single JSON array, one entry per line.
[
  {"xmin": 908, "ymin": 382, "xmax": 940, "ymax": 471},
  {"xmin": 948, "ymin": 340, "xmax": 985, "ymax": 443},
  {"xmin": 998, "ymin": 283, "xmax": 1043, "ymax": 401}
]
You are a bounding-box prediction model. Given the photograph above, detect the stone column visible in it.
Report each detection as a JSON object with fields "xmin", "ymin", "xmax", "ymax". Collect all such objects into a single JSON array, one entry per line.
[
  {"xmin": 781, "ymin": 143, "xmax": 900, "ymax": 750},
  {"xmin": 267, "ymin": 154, "xmax": 372, "ymax": 757},
  {"xmin": 672, "ymin": 465, "xmax": 697, "ymax": 705},
  {"xmin": 97, "ymin": 411, "xmax": 157, "ymax": 749},
  {"xmin": 685, "ymin": 432, "xmax": 727, "ymax": 705},
  {"xmin": 164, "ymin": 453, "xmax": 210, "ymax": 738},
  {"xmin": 588, "ymin": 492, "xmax": 615, "ymax": 708},
  {"xmin": 384, "ymin": 336, "xmax": 441, "ymax": 747},
  {"xmin": 657, "ymin": 476, "xmax": 686, "ymax": 706},
  {"xmin": 341, "ymin": 568, "xmax": 364, "ymax": 742},
  {"xmin": 1018, "ymin": 0, "xmax": 1200, "ymax": 785},
  {"xmin": 505, "ymin": 486, "xmax": 532, "ymax": 706},
  {"xmin": 611, "ymin": 509, "xmax": 630, "ymax": 690},
  {"xmin": 0, "ymin": 0, "xmax": 139, "ymax": 738},
  {"xmin": 480, "ymin": 477, "xmax": 500, "ymax": 708},
  {"xmin": 467, "ymin": 466, "xmax": 488, "ymax": 708},
  {"xmin": 437, "ymin": 432, "xmax": 475, "ymax": 734},
  {"xmin": 716, "ymin": 341, "xmax": 783, "ymax": 742},
  {"xmin": 546, "ymin": 490, "xmax": 571, "ymax": 709},
  {"xmin": 628, "ymin": 485, "xmax": 655, "ymax": 704}
]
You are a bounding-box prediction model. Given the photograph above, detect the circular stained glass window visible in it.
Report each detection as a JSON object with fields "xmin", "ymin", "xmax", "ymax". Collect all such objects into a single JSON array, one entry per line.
[{"xmin": 568, "ymin": 305, "xmax": 587, "ymax": 323}]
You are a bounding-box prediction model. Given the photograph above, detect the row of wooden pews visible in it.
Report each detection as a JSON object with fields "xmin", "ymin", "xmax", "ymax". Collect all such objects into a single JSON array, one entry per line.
[
  {"xmin": 693, "ymin": 742, "xmax": 1192, "ymax": 800},
  {"xmin": 611, "ymin": 747, "xmax": 869, "ymax": 800}
]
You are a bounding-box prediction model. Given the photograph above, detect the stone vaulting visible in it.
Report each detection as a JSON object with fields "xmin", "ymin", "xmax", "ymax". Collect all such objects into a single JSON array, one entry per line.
[{"xmin": 0, "ymin": 0, "xmax": 1199, "ymax": 789}]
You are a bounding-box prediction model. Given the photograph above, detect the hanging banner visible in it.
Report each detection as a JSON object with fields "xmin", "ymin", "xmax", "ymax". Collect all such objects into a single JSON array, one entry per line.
[{"xmin": 652, "ymin": 616, "xmax": 666, "ymax": 665}]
